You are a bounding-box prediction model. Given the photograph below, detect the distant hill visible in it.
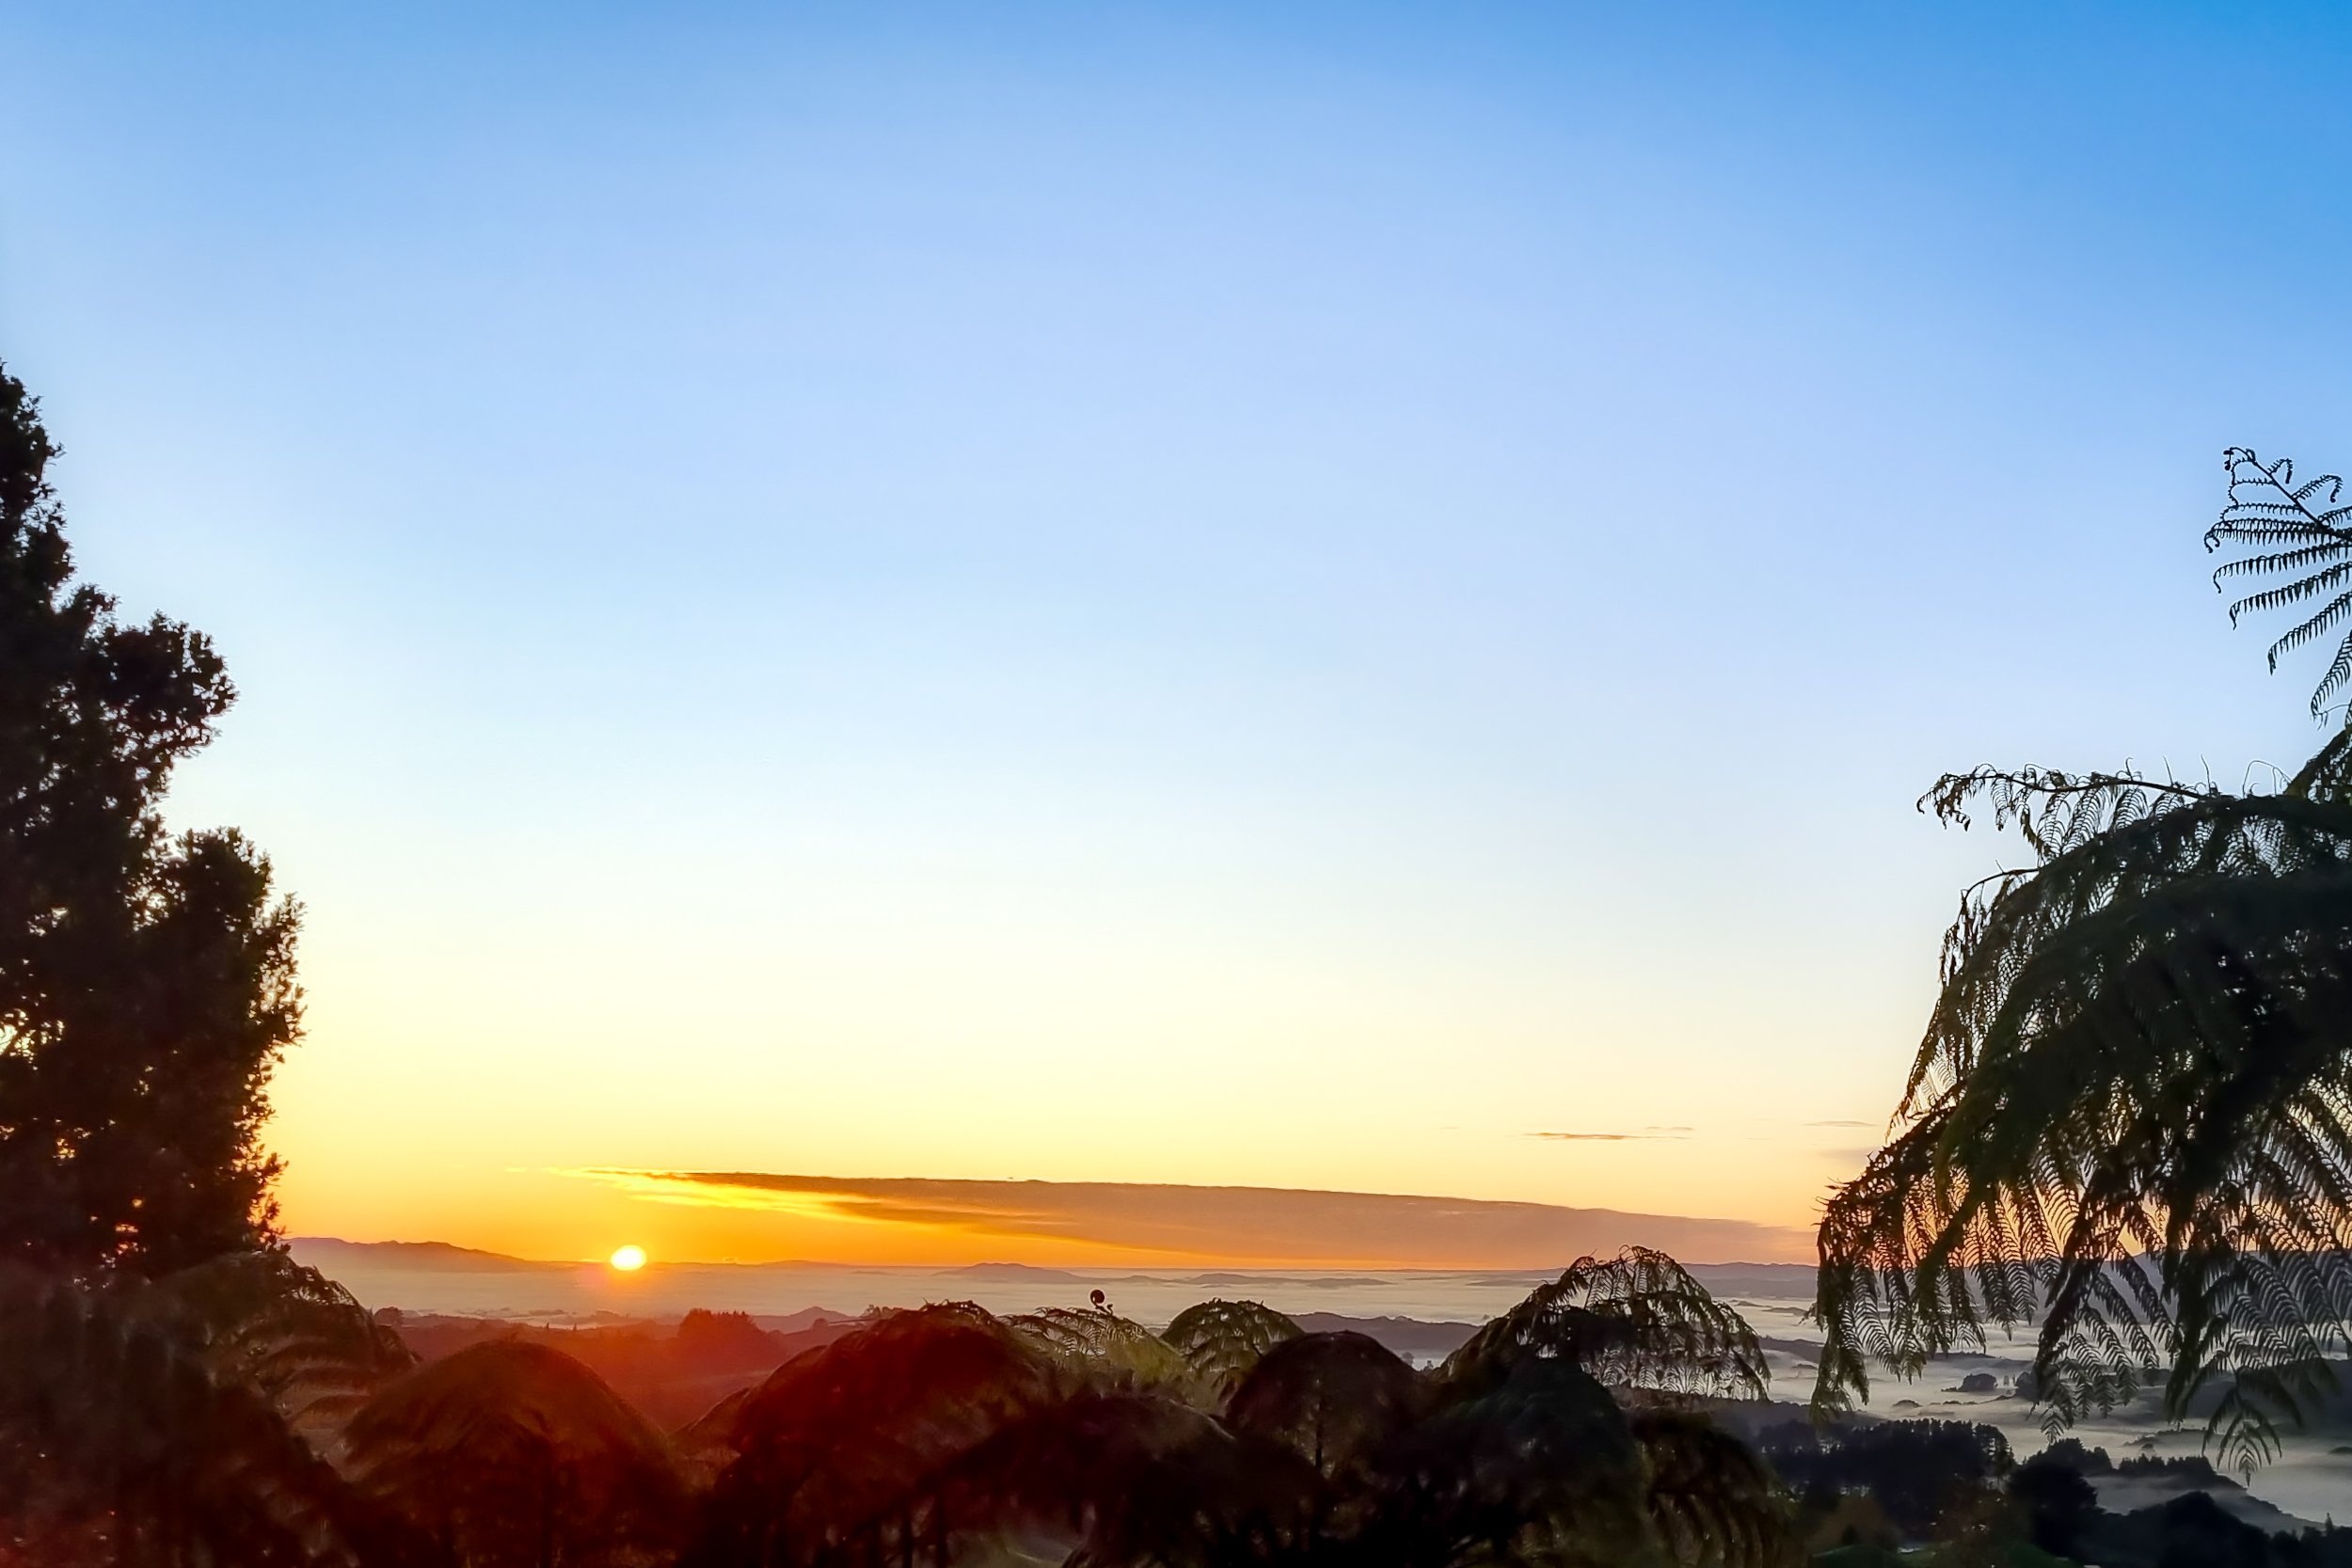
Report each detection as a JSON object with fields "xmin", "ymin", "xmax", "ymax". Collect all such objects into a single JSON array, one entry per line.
[
  {"xmin": 1683, "ymin": 1262, "xmax": 1820, "ymax": 1297},
  {"xmin": 943, "ymin": 1262, "xmax": 1090, "ymax": 1282},
  {"xmin": 1291, "ymin": 1311, "xmax": 1479, "ymax": 1359},
  {"xmin": 1176, "ymin": 1273, "xmax": 1396, "ymax": 1289},
  {"xmin": 291, "ymin": 1237, "xmax": 566, "ymax": 1273}
]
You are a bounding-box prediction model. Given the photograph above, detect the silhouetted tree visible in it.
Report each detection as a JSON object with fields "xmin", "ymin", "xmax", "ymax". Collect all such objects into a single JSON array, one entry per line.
[
  {"xmin": 1812, "ymin": 448, "xmax": 2352, "ymax": 1468},
  {"xmin": 1755, "ymin": 1418, "xmax": 2009, "ymax": 1543},
  {"xmin": 0, "ymin": 362, "xmax": 301, "ymax": 1277},
  {"xmin": 0, "ymin": 367, "xmax": 407, "ymax": 1568},
  {"xmin": 2009, "ymin": 1451, "xmax": 2098, "ymax": 1560}
]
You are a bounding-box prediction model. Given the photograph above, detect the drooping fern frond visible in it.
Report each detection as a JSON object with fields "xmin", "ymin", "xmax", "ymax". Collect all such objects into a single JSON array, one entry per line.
[
  {"xmin": 2209, "ymin": 448, "xmax": 2352, "ymax": 721},
  {"xmin": 1448, "ymin": 1247, "xmax": 1768, "ymax": 1403},
  {"xmin": 1629, "ymin": 1410, "xmax": 1797, "ymax": 1568},
  {"xmin": 0, "ymin": 1265, "xmax": 376, "ymax": 1566},
  {"xmin": 139, "ymin": 1248, "xmax": 416, "ymax": 1442},
  {"xmin": 1813, "ymin": 735, "xmax": 2352, "ymax": 1471}
]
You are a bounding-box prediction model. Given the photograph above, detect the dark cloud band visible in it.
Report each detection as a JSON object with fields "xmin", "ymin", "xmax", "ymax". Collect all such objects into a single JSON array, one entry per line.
[{"xmin": 555, "ymin": 1168, "xmax": 1806, "ymax": 1265}]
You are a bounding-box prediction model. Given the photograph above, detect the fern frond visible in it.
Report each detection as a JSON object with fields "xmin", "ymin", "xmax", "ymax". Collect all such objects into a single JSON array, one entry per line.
[
  {"xmin": 2209, "ymin": 447, "xmax": 2352, "ymax": 723},
  {"xmin": 1008, "ymin": 1302, "xmax": 1191, "ymax": 1393},
  {"xmin": 2213, "ymin": 540, "xmax": 2352, "ymax": 584},
  {"xmin": 1449, "ymin": 1247, "xmax": 1769, "ymax": 1403},
  {"xmin": 1814, "ymin": 736, "xmax": 2352, "ymax": 1468},
  {"xmin": 1632, "ymin": 1409, "xmax": 1798, "ymax": 1568}
]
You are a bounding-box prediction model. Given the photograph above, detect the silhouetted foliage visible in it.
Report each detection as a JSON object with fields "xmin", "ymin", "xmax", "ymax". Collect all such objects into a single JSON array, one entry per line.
[
  {"xmin": 343, "ymin": 1339, "xmax": 685, "ymax": 1568},
  {"xmin": 2096, "ymin": 1490, "xmax": 2272, "ymax": 1568},
  {"xmin": 2008, "ymin": 1450, "xmax": 2098, "ymax": 1560},
  {"xmin": 1813, "ymin": 450, "xmax": 2352, "ymax": 1469},
  {"xmin": 1756, "ymin": 1418, "xmax": 2010, "ymax": 1542},
  {"xmin": 1230, "ymin": 1331, "xmax": 1432, "ymax": 1485},
  {"xmin": 0, "ymin": 362, "xmax": 300, "ymax": 1277},
  {"xmin": 1164, "ymin": 1296, "xmax": 1304, "ymax": 1401},
  {"xmin": 1446, "ymin": 1247, "xmax": 1769, "ymax": 1403},
  {"xmin": 683, "ymin": 1273, "xmax": 1792, "ymax": 1568},
  {"xmin": 676, "ymin": 1308, "xmax": 776, "ymax": 1363},
  {"xmin": 940, "ymin": 1386, "xmax": 1300, "ymax": 1567},
  {"xmin": 2210, "ymin": 449, "xmax": 2352, "ymax": 721},
  {"xmin": 0, "ymin": 1261, "xmax": 421, "ymax": 1568},
  {"xmin": 139, "ymin": 1248, "xmax": 417, "ymax": 1442},
  {"xmin": 0, "ymin": 366, "xmax": 335, "ymax": 1561},
  {"xmin": 688, "ymin": 1302, "xmax": 1055, "ymax": 1568},
  {"xmin": 1380, "ymin": 1355, "xmax": 1655, "ymax": 1568},
  {"xmin": 1629, "ymin": 1410, "xmax": 1791, "ymax": 1568},
  {"xmin": 1009, "ymin": 1299, "xmax": 1192, "ymax": 1393}
]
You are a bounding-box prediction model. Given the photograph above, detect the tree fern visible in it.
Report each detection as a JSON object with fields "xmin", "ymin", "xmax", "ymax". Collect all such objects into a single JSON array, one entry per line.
[
  {"xmin": 140, "ymin": 1249, "xmax": 416, "ymax": 1444},
  {"xmin": 1447, "ymin": 1248, "xmax": 1769, "ymax": 1403},
  {"xmin": 1813, "ymin": 466, "xmax": 2352, "ymax": 1467},
  {"xmin": 1163, "ymin": 1298, "xmax": 1303, "ymax": 1402},
  {"xmin": 1447, "ymin": 1254, "xmax": 1788, "ymax": 1566},
  {"xmin": 1007, "ymin": 1300, "xmax": 1192, "ymax": 1393},
  {"xmin": 689, "ymin": 1285, "xmax": 1783, "ymax": 1568},
  {"xmin": 0, "ymin": 1264, "xmax": 382, "ymax": 1566},
  {"xmin": 1629, "ymin": 1410, "xmax": 1796, "ymax": 1568},
  {"xmin": 343, "ymin": 1339, "xmax": 684, "ymax": 1568}
]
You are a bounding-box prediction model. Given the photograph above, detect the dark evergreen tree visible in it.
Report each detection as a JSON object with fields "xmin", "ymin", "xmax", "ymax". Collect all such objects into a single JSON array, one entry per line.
[
  {"xmin": 2007, "ymin": 1452, "xmax": 2098, "ymax": 1560},
  {"xmin": 0, "ymin": 363, "xmax": 300, "ymax": 1276}
]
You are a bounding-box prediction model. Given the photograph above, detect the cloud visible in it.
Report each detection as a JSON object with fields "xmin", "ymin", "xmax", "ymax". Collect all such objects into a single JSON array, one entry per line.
[
  {"xmin": 1530, "ymin": 1125, "xmax": 1692, "ymax": 1142},
  {"xmin": 554, "ymin": 1169, "xmax": 1809, "ymax": 1266},
  {"xmin": 1804, "ymin": 1119, "xmax": 1874, "ymax": 1129}
]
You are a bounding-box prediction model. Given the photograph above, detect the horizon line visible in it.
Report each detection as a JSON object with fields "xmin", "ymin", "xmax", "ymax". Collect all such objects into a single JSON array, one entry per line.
[{"xmin": 289, "ymin": 1235, "xmax": 1823, "ymax": 1273}]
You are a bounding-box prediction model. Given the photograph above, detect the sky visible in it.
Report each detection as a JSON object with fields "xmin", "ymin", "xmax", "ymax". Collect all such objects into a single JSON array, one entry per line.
[{"xmin": 6, "ymin": 2, "xmax": 2352, "ymax": 1266}]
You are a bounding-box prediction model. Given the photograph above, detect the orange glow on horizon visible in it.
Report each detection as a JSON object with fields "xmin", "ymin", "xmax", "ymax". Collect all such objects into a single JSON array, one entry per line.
[{"xmin": 273, "ymin": 1164, "xmax": 1820, "ymax": 1269}]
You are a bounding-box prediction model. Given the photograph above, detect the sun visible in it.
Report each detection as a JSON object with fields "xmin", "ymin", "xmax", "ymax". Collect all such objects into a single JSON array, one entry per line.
[{"xmin": 608, "ymin": 1243, "xmax": 647, "ymax": 1272}]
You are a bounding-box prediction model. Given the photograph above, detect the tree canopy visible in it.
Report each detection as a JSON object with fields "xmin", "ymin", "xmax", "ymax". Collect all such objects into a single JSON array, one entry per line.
[
  {"xmin": 0, "ymin": 362, "xmax": 301, "ymax": 1276},
  {"xmin": 690, "ymin": 1272, "xmax": 1793, "ymax": 1568}
]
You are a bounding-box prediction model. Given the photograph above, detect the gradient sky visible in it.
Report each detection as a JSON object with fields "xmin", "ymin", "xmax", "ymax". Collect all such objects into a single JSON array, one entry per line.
[{"xmin": 6, "ymin": 3, "xmax": 2352, "ymax": 1264}]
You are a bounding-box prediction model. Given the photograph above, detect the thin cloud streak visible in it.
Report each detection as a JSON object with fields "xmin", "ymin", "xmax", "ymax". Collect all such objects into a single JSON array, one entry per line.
[{"xmin": 1529, "ymin": 1125, "xmax": 1692, "ymax": 1142}]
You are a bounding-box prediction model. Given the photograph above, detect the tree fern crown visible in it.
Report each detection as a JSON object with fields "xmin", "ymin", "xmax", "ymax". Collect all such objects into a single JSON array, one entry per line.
[{"xmin": 2208, "ymin": 448, "xmax": 2352, "ymax": 721}]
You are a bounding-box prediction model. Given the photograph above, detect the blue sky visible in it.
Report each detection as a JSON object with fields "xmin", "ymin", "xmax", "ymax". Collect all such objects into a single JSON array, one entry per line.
[{"xmin": 4, "ymin": 3, "xmax": 2350, "ymax": 1259}]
